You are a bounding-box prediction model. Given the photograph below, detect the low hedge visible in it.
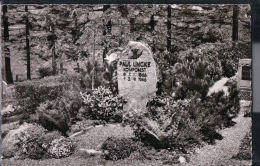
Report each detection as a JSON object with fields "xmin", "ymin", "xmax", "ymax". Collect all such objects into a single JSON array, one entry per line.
[
  {"xmin": 15, "ymin": 82, "xmax": 64, "ymax": 113},
  {"xmin": 14, "ymin": 75, "xmax": 80, "ymax": 120}
]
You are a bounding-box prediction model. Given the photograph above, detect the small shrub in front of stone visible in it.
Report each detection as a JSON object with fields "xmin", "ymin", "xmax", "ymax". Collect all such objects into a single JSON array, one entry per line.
[
  {"xmin": 101, "ymin": 137, "xmax": 138, "ymax": 160},
  {"xmin": 80, "ymin": 86, "xmax": 127, "ymax": 123}
]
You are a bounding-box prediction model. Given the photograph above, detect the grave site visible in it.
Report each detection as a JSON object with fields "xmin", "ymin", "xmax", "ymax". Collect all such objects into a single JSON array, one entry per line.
[{"xmin": 1, "ymin": 4, "xmax": 252, "ymax": 166}]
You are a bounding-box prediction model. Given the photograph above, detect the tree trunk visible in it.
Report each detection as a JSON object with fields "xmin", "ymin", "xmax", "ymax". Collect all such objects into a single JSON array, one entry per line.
[
  {"xmin": 50, "ymin": 24, "xmax": 57, "ymax": 75},
  {"xmin": 52, "ymin": 40, "xmax": 57, "ymax": 75},
  {"xmin": 25, "ymin": 5, "xmax": 31, "ymax": 80},
  {"xmin": 150, "ymin": 15, "xmax": 156, "ymax": 53},
  {"xmin": 232, "ymin": 5, "xmax": 239, "ymax": 41},
  {"xmin": 167, "ymin": 5, "xmax": 172, "ymax": 51},
  {"xmin": 92, "ymin": 30, "xmax": 96, "ymax": 90},
  {"xmin": 130, "ymin": 17, "xmax": 135, "ymax": 33},
  {"xmin": 106, "ymin": 20, "xmax": 112, "ymax": 34},
  {"xmin": 3, "ymin": 5, "xmax": 13, "ymax": 84},
  {"xmin": 102, "ymin": 19, "xmax": 108, "ymax": 63}
]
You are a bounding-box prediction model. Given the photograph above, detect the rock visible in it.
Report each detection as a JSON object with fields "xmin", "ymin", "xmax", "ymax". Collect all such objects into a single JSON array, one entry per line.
[
  {"xmin": 79, "ymin": 148, "xmax": 103, "ymax": 156},
  {"xmin": 191, "ymin": 6, "xmax": 203, "ymax": 11},
  {"xmin": 69, "ymin": 126, "xmax": 94, "ymax": 138},
  {"xmin": 117, "ymin": 41, "xmax": 158, "ymax": 112},
  {"xmin": 141, "ymin": 126, "xmax": 161, "ymax": 148},
  {"xmin": 178, "ymin": 156, "xmax": 186, "ymax": 163},
  {"xmin": 2, "ymin": 123, "xmax": 47, "ymax": 158},
  {"xmin": 133, "ymin": 10, "xmax": 140, "ymax": 16},
  {"xmin": 207, "ymin": 77, "xmax": 229, "ymax": 97},
  {"xmin": 2, "ymin": 81, "xmax": 8, "ymax": 96},
  {"xmin": 105, "ymin": 52, "xmax": 120, "ymax": 65},
  {"xmin": 1, "ymin": 105, "xmax": 15, "ymax": 116},
  {"xmin": 1, "ymin": 121, "xmax": 20, "ymax": 138},
  {"xmin": 48, "ymin": 136, "xmax": 75, "ymax": 158},
  {"xmin": 171, "ymin": 4, "xmax": 182, "ymax": 10}
]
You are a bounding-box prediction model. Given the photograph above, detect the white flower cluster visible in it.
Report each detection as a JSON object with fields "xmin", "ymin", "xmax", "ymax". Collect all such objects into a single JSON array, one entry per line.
[{"xmin": 48, "ymin": 137, "xmax": 74, "ymax": 158}]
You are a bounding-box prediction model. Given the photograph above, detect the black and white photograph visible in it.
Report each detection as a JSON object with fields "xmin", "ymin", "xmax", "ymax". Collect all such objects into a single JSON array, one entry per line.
[{"xmin": 1, "ymin": 4, "xmax": 251, "ymax": 166}]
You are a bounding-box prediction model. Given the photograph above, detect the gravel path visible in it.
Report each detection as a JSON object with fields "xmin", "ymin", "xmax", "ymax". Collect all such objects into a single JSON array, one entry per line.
[
  {"xmin": 186, "ymin": 101, "xmax": 252, "ymax": 166},
  {"xmin": 73, "ymin": 124, "xmax": 134, "ymax": 149}
]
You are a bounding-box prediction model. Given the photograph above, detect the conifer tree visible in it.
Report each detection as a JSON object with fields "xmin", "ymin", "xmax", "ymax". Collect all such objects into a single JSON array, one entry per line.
[
  {"xmin": 2, "ymin": 5, "xmax": 13, "ymax": 84},
  {"xmin": 232, "ymin": 5, "xmax": 239, "ymax": 41},
  {"xmin": 25, "ymin": 5, "xmax": 31, "ymax": 80}
]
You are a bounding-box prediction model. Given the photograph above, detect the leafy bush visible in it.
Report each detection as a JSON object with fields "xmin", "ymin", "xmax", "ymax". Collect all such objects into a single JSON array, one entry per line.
[
  {"xmin": 79, "ymin": 60, "xmax": 111, "ymax": 90},
  {"xmin": 25, "ymin": 131, "xmax": 64, "ymax": 159},
  {"xmin": 129, "ymin": 97, "xmax": 201, "ymax": 150},
  {"xmin": 36, "ymin": 93, "xmax": 82, "ymax": 136},
  {"xmin": 2, "ymin": 123, "xmax": 48, "ymax": 159},
  {"xmin": 14, "ymin": 75, "xmax": 82, "ymax": 123},
  {"xmin": 2, "ymin": 122, "xmax": 71, "ymax": 160},
  {"xmin": 48, "ymin": 136, "xmax": 75, "ymax": 159},
  {"xmin": 101, "ymin": 137, "xmax": 138, "ymax": 160},
  {"xmin": 156, "ymin": 41, "xmax": 250, "ymax": 95},
  {"xmin": 174, "ymin": 46, "xmax": 223, "ymax": 100},
  {"xmin": 21, "ymin": 131, "xmax": 62, "ymax": 160},
  {"xmin": 15, "ymin": 79, "xmax": 64, "ymax": 114},
  {"xmin": 129, "ymin": 79, "xmax": 239, "ymax": 150},
  {"xmin": 80, "ymin": 86, "xmax": 126, "ymax": 122},
  {"xmin": 192, "ymin": 25, "xmax": 226, "ymax": 47},
  {"xmin": 182, "ymin": 78, "xmax": 239, "ymax": 143},
  {"xmin": 154, "ymin": 50, "xmax": 177, "ymax": 95}
]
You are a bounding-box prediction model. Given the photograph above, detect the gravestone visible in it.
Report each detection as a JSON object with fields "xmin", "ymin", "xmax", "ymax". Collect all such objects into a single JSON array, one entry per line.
[
  {"xmin": 237, "ymin": 58, "xmax": 251, "ymax": 101},
  {"xmin": 117, "ymin": 41, "xmax": 157, "ymax": 111}
]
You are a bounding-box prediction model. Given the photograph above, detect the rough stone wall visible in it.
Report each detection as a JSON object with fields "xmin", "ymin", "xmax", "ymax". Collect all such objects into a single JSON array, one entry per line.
[{"xmin": 1, "ymin": 4, "xmax": 250, "ymax": 81}]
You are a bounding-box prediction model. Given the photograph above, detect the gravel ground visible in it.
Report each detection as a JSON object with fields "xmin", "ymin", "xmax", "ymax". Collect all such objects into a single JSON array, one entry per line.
[
  {"xmin": 186, "ymin": 101, "xmax": 252, "ymax": 166},
  {"xmin": 73, "ymin": 123, "xmax": 134, "ymax": 149}
]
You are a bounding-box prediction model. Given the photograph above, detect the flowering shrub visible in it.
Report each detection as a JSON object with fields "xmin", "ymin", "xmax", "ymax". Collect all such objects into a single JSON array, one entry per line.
[
  {"xmin": 48, "ymin": 137, "xmax": 75, "ymax": 158},
  {"xmin": 80, "ymin": 86, "xmax": 127, "ymax": 122}
]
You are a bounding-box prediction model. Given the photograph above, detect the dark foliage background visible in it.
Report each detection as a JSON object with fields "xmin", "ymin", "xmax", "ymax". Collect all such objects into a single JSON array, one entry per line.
[{"xmin": 1, "ymin": 5, "xmax": 250, "ymax": 82}]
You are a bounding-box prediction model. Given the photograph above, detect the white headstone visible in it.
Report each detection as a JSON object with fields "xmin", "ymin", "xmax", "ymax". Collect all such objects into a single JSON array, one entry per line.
[{"xmin": 117, "ymin": 41, "xmax": 157, "ymax": 111}]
